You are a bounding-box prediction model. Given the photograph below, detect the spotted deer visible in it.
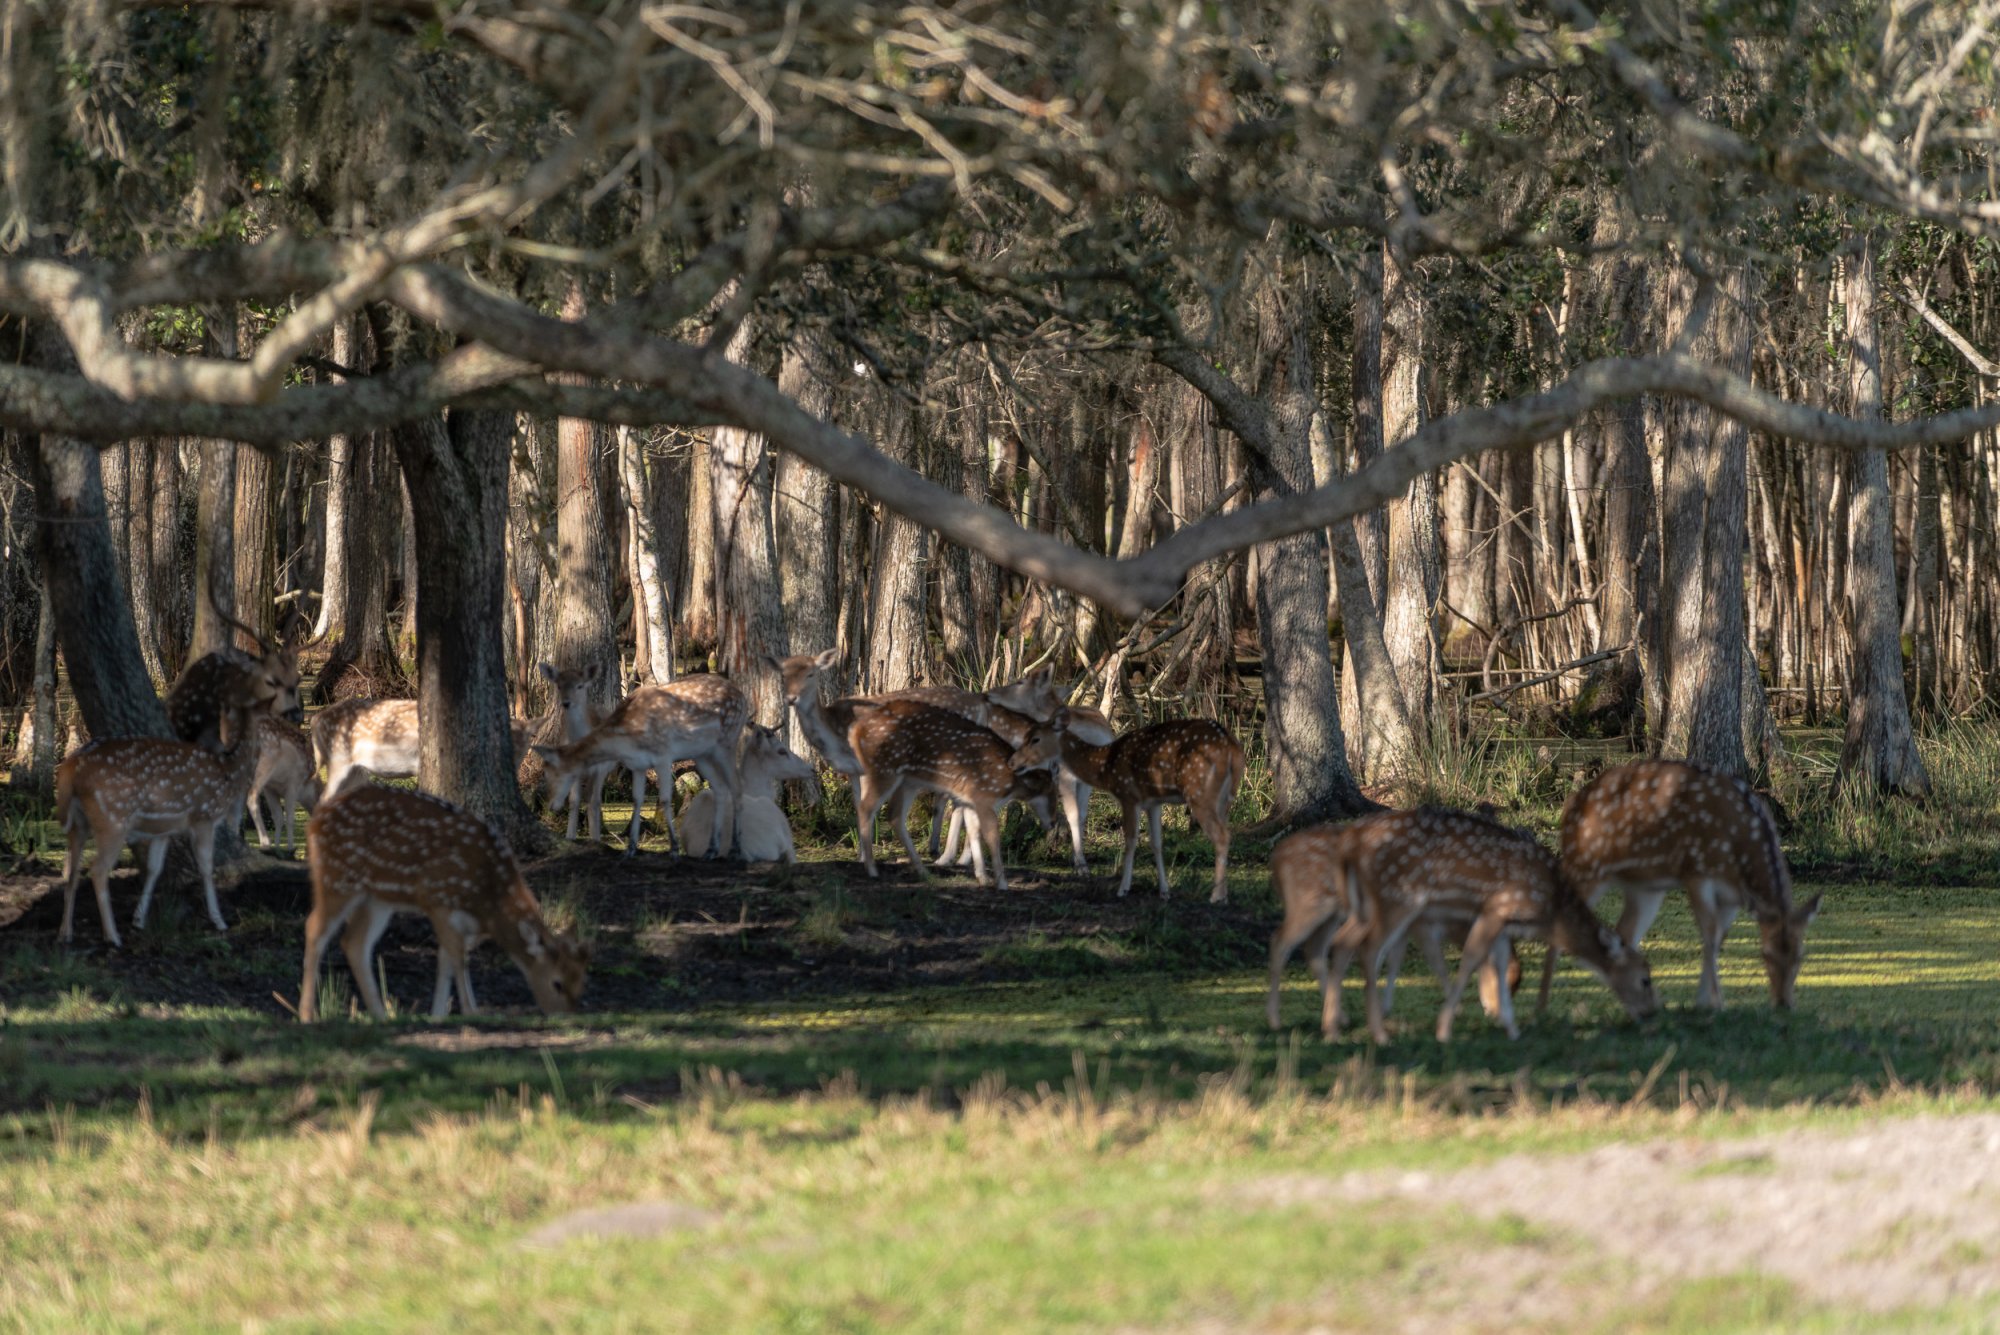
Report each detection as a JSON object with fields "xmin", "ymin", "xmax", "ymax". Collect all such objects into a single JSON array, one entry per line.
[
  {"xmin": 1009, "ymin": 710, "xmax": 1243, "ymax": 902},
  {"xmin": 538, "ymin": 660, "xmax": 617, "ymax": 841},
  {"xmin": 932, "ymin": 702, "xmax": 1059, "ymax": 868},
  {"xmin": 312, "ymin": 698, "xmax": 533, "ymax": 803},
  {"xmin": 983, "ymin": 666, "xmax": 1118, "ymax": 871},
  {"xmin": 54, "ymin": 674, "xmax": 272, "ymax": 946},
  {"xmin": 298, "ymin": 785, "xmax": 588, "ymax": 1021},
  {"xmin": 247, "ymin": 716, "xmax": 320, "ymax": 850},
  {"xmin": 680, "ymin": 723, "xmax": 816, "ymax": 862},
  {"xmin": 1545, "ymin": 759, "xmax": 1821, "ymax": 1011},
  {"xmin": 1288, "ymin": 808, "xmax": 1657, "ymax": 1044},
  {"xmin": 164, "ymin": 613, "xmax": 303, "ymax": 751},
  {"xmin": 532, "ymin": 674, "xmax": 748, "ymax": 857},
  {"xmin": 1267, "ymin": 819, "xmax": 1525, "ymax": 1037},
  {"xmin": 846, "ymin": 699, "xmax": 1055, "ymax": 890}
]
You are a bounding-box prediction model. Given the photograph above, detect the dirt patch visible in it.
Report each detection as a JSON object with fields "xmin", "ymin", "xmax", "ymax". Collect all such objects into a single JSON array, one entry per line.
[
  {"xmin": 521, "ymin": 1200, "xmax": 718, "ymax": 1248},
  {"xmin": 1240, "ymin": 1113, "xmax": 2000, "ymax": 1314},
  {"xmin": 0, "ymin": 828, "xmax": 1272, "ymax": 1018}
]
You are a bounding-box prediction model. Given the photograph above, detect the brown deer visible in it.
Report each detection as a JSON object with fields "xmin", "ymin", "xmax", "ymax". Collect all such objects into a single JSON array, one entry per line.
[
  {"xmin": 1546, "ymin": 759, "xmax": 1821, "ymax": 1011},
  {"xmin": 846, "ymin": 699, "xmax": 1054, "ymax": 890},
  {"xmin": 1009, "ymin": 709, "xmax": 1244, "ymax": 902},
  {"xmin": 246, "ymin": 716, "xmax": 320, "ymax": 850},
  {"xmin": 54, "ymin": 673, "xmax": 272, "ymax": 946},
  {"xmin": 298, "ymin": 785, "xmax": 588, "ymax": 1020},
  {"xmin": 164, "ymin": 612, "xmax": 303, "ymax": 751},
  {"xmin": 932, "ymin": 701, "xmax": 1059, "ymax": 868},
  {"xmin": 985, "ymin": 665, "xmax": 1119, "ymax": 871},
  {"xmin": 312, "ymin": 698, "xmax": 533, "ymax": 803},
  {"xmin": 538, "ymin": 660, "xmax": 617, "ymax": 841},
  {"xmin": 532, "ymin": 674, "xmax": 748, "ymax": 857},
  {"xmin": 1273, "ymin": 808, "xmax": 1658, "ymax": 1043}
]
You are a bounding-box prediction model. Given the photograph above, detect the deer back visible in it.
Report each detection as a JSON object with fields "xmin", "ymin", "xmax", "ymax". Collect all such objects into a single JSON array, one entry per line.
[
  {"xmin": 166, "ymin": 644, "xmax": 303, "ymax": 749},
  {"xmin": 848, "ymin": 700, "xmax": 1025, "ymax": 803},
  {"xmin": 313, "ymin": 698, "xmax": 420, "ymax": 772},
  {"xmin": 1353, "ymin": 807, "xmax": 1563, "ymax": 927},
  {"xmin": 1093, "ymin": 718, "xmax": 1241, "ymax": 800},
  {"xmin": 1560, "ymin": 760, "xmax": 1793, "ymax": 915}
]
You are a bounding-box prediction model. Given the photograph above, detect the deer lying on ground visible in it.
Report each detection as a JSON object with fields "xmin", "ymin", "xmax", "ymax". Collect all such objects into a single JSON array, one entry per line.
[
  {"xmin": 679, "ymin": 723, "xmax": 816, "ymax": 862},
  {"xmin": 1009, "ymin": 709, "xmax": 1244, "ymax": 902},
  {"xmin": 312, "ymin": 698, "xmax": 533, "ymax": 802},
  {"xmin": 1281, "ymin": 807, "xmax": 1658, "ymax": 1044},
  {"xmin": 1267, "ymin": 820, "xmax": 1529, "ymax": 1037},
  {"xmin": 538, "ymin": 660, "xmax": 616, "ymax": 841},
  {"xmin": 298, "ymin": 785, "xmax": 588, "ymax": 1020},
  {"xmin": 985, "ymin": 665, "xmax": 1118, "ymax": 871},
  {"xmin": 247, "ymin": 716, "xmax": 320, "ymax": 850},
  {"xmin": 846, "ymin": 699, "xmax": 1055, "ymax": 890},
  {"xmin": 1542, "ymin": 759, "xmax": 1821, "ymax": 1011},
  {"xmin": 164, "ymin": 613, "xmax": 303, "ymax": 751},
  {"xmin": 532, "ymin": 674, "xmax": 748, "ymax": 857},
  {"xmin": 55, "ymin": 674, "xmax": 271, "ymax": 946}
]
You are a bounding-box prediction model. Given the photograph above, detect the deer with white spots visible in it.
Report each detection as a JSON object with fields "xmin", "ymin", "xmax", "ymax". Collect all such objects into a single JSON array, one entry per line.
[
  {"xmin": 246, "ymin": 716, "xmax": 320, "ymax": 850},
  {"xmin": 54, "ymin": 673, "xmax": 272, "ymax": 946},
  {"xmin": 531, "ymin": 674, "xmax": 748, "ymax": 857},
  {"xmin": 1271, "ymin": 808, "xmax": 1658, "ymax": 1043},
  {"xmin": 1545, "ymin": 759, "xmax": 1821, "ymax": 1011},
  {"xmin": 298, "ymin": 785, "xmax": 589, "ymax": 1020},
  {"xmin": 846, "ymin": 699, "xmax": 1055, "ymax": 890},
  {"xmin": 538, "ymin": 660, "xmax": 617, "ymax": 841},
  {"xmin": 930, "ymin": 701, "xmax": 1060, "ymax": 869},
  {"xmin": 312, "ymin": 698, "xmax": 533, "ymax": 803},
  {"xmin": 1009, "ymin": 709, "xmax": 1244, "ymax": 902},
  {"xmin": 163, "ymin": 612, "xmax": 303, "ymax": 751},
  {"xmin": 679, "ymin": 723, "xmax": 817, "ymax": 862},
  {"xmin": 982, "ymin": 666, "xmax": 1118, "ymax": 872}
]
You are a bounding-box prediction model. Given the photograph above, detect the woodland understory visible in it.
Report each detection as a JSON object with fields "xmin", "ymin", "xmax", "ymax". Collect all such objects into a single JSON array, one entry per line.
[{"xmin": 0, "ymin": 0, "xmax": 1996, "ymax": 843}]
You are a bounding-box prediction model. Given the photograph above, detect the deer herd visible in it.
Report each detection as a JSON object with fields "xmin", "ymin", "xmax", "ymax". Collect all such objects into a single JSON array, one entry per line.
[{"xmin": 44, "ymin": 627, "xmax": 1821, "ymax": 1042}]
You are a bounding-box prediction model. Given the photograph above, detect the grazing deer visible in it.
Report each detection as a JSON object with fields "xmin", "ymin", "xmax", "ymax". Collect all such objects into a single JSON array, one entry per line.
[
  {"xmin": 1267, "ymin": 820, "xmax": 1527, "ymax": 1037},
  {"xmin": 983, "ymin": 666, "xmax": 1117, "ymax": 871},
  {"xmin": 1285, "ymin": 808, "xmax": 1657, "ymax": 1044},
  {"xmin": 247, "ymin": 716, "xmax": 320, "ymax": 850},
  {"xmin": 1547, "ymin": 759, "xmax": 1821, "ymax": 1011},
  {"xmin": 1009, "ymin": 710, "xmax": 1243, "ymax": 902},
  {"xmin": 847, "ymin": 699, "xmax": 1054, "ymax": 890},
  {"xmin": 54, "ymin": 674, "xmax": 271, "ymax": 946},
  {"xmin": 933, "ymin": 702, "xmax": 1059, "ymax": 868},
  {"xmin": 538, "ymin": 660, "xmax": 617, "ymax": 841},
  {"xmin": 164, "ymin": 613, "xmax": 303, "ymax": 751},
  {"xmin": 532, "ymin": 674, "xmax": 748, "ymax": 857},
  {"xmin": 680, "ymin": 723, "xmax": 816, "ymax": 862},
  {"xmin": 298, "ymin": 785, "xmax": 588, "ymax": 1020},
  {"xmin": 312, "ymin": 698, "xmax": 532, "ymax": 803}
]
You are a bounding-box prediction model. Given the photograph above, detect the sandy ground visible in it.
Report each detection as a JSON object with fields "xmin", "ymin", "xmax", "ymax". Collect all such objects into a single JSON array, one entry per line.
[{"xmin": 1239, "ymin": 1112, "xmax": 2000, "ymax": 1322}]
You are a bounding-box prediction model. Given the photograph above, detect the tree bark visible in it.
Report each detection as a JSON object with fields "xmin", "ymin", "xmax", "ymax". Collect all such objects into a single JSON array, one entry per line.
[
  {"xmin": 394, "ymin": 407, "xmax": 539, "ymax": 844},
  {"xmin": 775, "ymin": 329, "xmax": 841, "ymax": 666},
  {"xmin": 124, "ymin": 439, "xmax": 166, "ymax": 684},
  {"xmin": 711, "ymin": 319, "xmax": 788, "ymax": 726},
  {"xmin": 619, "ymin": 425, "xmax": 675, "ymax": 686},
  {"xmin": 317, "ymin": 427, "xmax": 404, "ymax": 702},
  {"xmin": 190, "ymin": 439, "xmax": 238, "ymax": 660},
  {"xmin": 232, "ymin": 443, "xmax": 277, "ymax": 648},
  {"xmin": 552, "ymin": 284, "xmax": 621, "ymax": 707},
  {"xmin": 313, "ymin": 316, "xmax": 356, "ymax": 641},
  {"xmin": 1379, "ymin": 251, "xmax": 1441, "ymax": 723},
  {"xmin": 1654, "ymin": 263, "xmax": 1751, "ymax": 775},
  {"xmin": 1836, "ymin": 238, "xmax": 1929, "ymax": 795},
  {"xmin": 863, "ymin": 397, "xmax": 930, "ymax": 693}
]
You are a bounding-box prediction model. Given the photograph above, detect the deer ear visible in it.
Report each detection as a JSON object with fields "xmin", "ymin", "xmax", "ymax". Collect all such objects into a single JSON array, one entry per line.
[
  {"xmin": 537, "ymin": 662, "xmax": 558, "ymax": 682},
  {"xmin": 1795, "ymin": 892, "xmax": 1823, "ymax": 926},
  {"xmin": 584, "ymin": 661, "xmax": 603, "ymax": 682},
  {"xmin": 814, "ymin": 648, "xmax": 840, "ymax": 671},
  {"xmin": 520, "ymin": 920, "xmax": 546, "ymax": 958},
  {"xmin": 763, "ymin": 653, "xmax": 785, "ymax": 673}
]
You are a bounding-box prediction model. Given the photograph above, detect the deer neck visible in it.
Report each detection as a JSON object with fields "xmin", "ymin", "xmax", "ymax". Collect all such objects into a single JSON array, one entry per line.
[
  {"xmin": 1056, "ymin": 731, "xmax": 1115, "ymax": 787},
  {"xmin": 793, "ymin": 686, "xmax": 861, "ymax": 772},
  {"xmin": 218, "ymin": 711, "xmax": 265, "ymax": 796}
]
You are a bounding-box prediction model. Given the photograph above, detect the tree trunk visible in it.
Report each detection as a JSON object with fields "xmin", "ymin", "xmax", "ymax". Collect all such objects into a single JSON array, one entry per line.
[
  {"xmin": 17, "ymin": 580, "xmax": 60, "ymax": 796},
  {"xmin": 1836, "ymin": 238, "xmax": 1929, "ymax": 795},
  {"xmin": 150, "ymin": 442, "xmax": 188, "ymax": 680},
  {"xmin": 1379, "ymin": 251, "xmax": 1441, "ymax": 723},
  {"xmin": 775, "ymin": 330, "xmax": 841, "ymax": 667},
  {"xmin": 619, "ymin": 425, "xmax": 675, "ymax": 687},
  {"xmin": 863, "ymin": 398, "xmax": 930, "ymax": 693},
  {"xmin": 394, "ymin": 408, "xmax": 539, "ymax": 845},
  {"xmin": 125, "ymin": 440, "xmax": 166, "ymax": 684},
  {"xmin": 232, "ymin": 443, "xmax": 277, "ymax": 649},
  {"xmin": 711, "ymin": 321, "xmax": 788, "ymax": 727},
  {"xmin": 1654, "ymin": 262, "xmax": 1751, "ymax": 775},
  {"xmin": 313, "ymin": 317, "xmax": 357, "ymax": 641},
  {"xmin": 190, "ymin": 440, "xmax": 238, "ymax": 660},
  {"xmin": 317, "ymin": 429, "xmax": 404, "ymax": 702},
  {"xmin": 552, "ymin": 286, "xmax": 621, "ymax": 709}
]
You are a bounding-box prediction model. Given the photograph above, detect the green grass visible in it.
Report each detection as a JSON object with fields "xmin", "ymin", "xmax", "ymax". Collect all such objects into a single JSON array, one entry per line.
[{"xmin": 6, "ymin": 727, "xmax": 2000, "ymax": 1331}]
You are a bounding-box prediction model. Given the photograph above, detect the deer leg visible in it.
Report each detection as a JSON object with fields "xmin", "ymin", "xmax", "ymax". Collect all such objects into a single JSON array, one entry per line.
[
  {"xmin": 1061, "ymin": 773, "xmax": 1091, "ymax": 871},
  {"xmin": 429, "ymin": 935, "xmax": 458, "ymax": 1017},
  {"xmin": 934, "ymin": 806, "xmax": 966, "ymax": 867},
  {"xmin": 1535, "ymin": 945, "xmax": 1562, "ymax": 1018},
  {"xmin": 130, "ymin": 835, "xmax": 169, "ymax": 930},
  {"xmin": 1693, "ymin": 879, "xmax": 1738, "ymax": 1009},
  {"xmin": 690, "ymin": 754, "xmax": 734, "ymax": 860},
  {"xmin": 927, "ymin": 798, "xmax": 946, "ymax": 859},
  {"xmin": 1268, "ymin": 906, "xmax": 1337, "ymax": 1030},
  {"xmin": 563, "ymin": 779, "xmax": 582, "ymax": 841},
  {"xmin": 1438, "ymin": 912, "xmax": 1508, "ymax": 1042},
  {"xmin": 854, "ymin": 775, "xmax": 887, "ymax": 877},
  {"xmin": 340, "ymin": 901, "xmax": 398, "ymax": 1021},
  {"xmin": 1197, "ymin": 791, "xmax": 1232, "ymax": 905},
  {"xmin": 249, "ymin": 788, "xmax": 273, "ymax": 847},
  {"xmin": 298, "ymin": 895, "xmax": 360, "ymax": 1022},
  {"xmin": 977, "ymin": 801, "xmax": 1007, "ymax": 891},
  {"xmin": 1147, "ymin": 805, "xmax": 1169, "ymax": 900},
  {"xmin": 58, "ymin": 815, "xmax": 86, "ymax": 945},
  {"xmin": 624, "ymin": 767, "xmax": 648, "ymax": 856},
  {"xmin": 1115, "ymin": 804, "xmax": 1140, "ymax": 898},
  {"xmin": 1618, "ymin": 885, "xmax": 1668, "ymax": 949},
  {"xmin": 1364, "ymin": 907, "xmax": 1423, "ymax": 1045},
  {"xmin": 89, "ymin": 828, "xmax": 126, "ymax": 948},
  {"xmin": 185, "ymin": 825, "xmax": 227, "ymax": 932},
  {"xmin": 586, "ymin": 765, "xmax": 609, "ymax": 842},
  {"xmin": 1322, "ymin": 918, "xmax": 1370, "ymax": 1039},
  {"xmin": 890, "ymin": 786, "xmax": 931, "ymax": 882}
]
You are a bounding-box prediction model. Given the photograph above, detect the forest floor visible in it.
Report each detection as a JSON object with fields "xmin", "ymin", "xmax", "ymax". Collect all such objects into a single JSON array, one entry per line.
[{"xmin": 4, "ymin": 736, "xmax": 2000, "ymax": 1331}]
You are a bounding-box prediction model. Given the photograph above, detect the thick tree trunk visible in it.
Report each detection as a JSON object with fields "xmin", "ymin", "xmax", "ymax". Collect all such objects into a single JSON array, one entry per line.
[
  {"xmin": 682, "ymin": 434, "xmax": 718, "ymax": 656},
  {"xmin": 313, "ymin": 317, "xmax": 357, "ymax": 640},
  {"xmin": 150, "ymin": 442, "xmax": 187, "ymax": 679},
  {"xmin": 864, "ymin": 399, "xmax": 930, "ymax": 693},
  {"xmin": 19, "ymin": 580, "xmax": 60, "ymax": 797},
  {"xmin": 552, "ymin": 286, "xmax": 621, "ymax": 709},
  {"xmin": 619, "ymin": 425, "xmax": 674, "ymax": 686},
  {"xmin": 775, "ymin": 331, "xmax": 841, "ymax": 671},
  {"xmin": 1654, "ymin": 263, "xmax": 1751, "ymax": 775},
  {"xmin": 190, "ymin": 440, "xmax": 238, "ymax": 660},
  {"xmin": 232, "ymin": 443, "xmax": 276, "ymax": 649},
  {"xmin": 1593, "ymin": 244, "xmax": 1658, "ymax": 739},
  {"xmin": 1836, "ymin": 238, "xmax": 1929, "ymax": 795},
  {"xmin": 395, "ymin": 408, "xmax": 539, "ymax": 845},
  {"xmin": 1910, "ymin": 443, "xmax": 1942, "ymax": 717},
  {"xmin": 124, "ymin": 439, "xmax": 166, "ymax": 684},
  {"xmin": 1379, "ymin": 251, "xmax": 1441, "ymax": 724},
  {"xmin": 316, "ymin": 429, "xmax": 404, "ymax": 702}
]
